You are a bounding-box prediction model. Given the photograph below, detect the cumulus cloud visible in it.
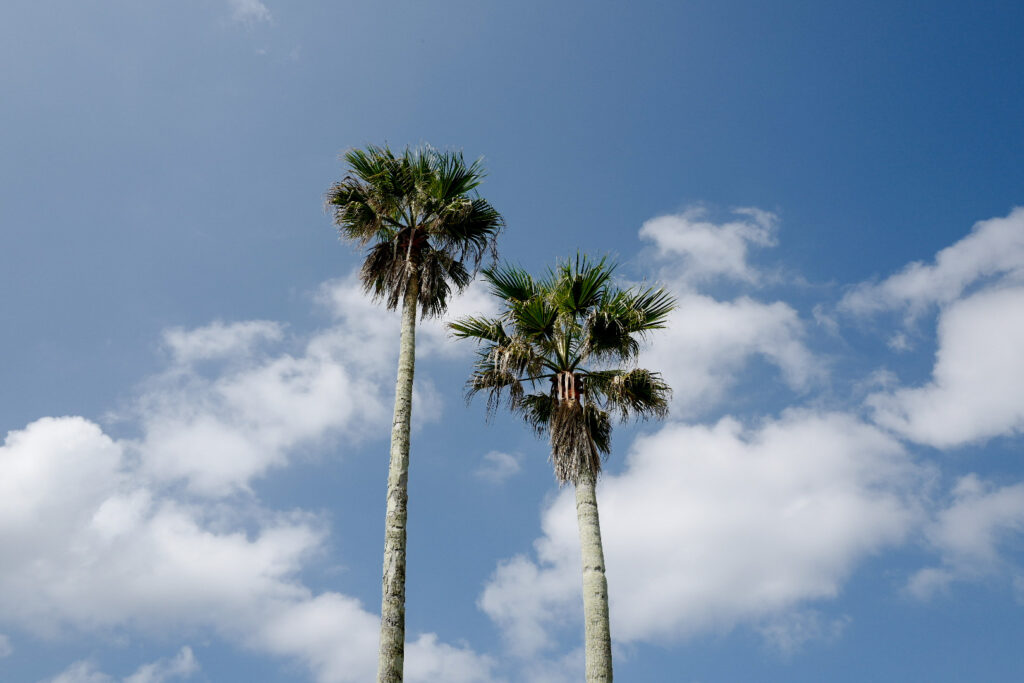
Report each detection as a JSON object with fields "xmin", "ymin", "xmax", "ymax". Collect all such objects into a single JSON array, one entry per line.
[
  {"xmin": 640, "ymin": 294, "xmax": 822, "ymax": 414},
  {"xmin": 258, "ymin": 595, "xmax": 499, "ymax": 683},
  {"xmin": 0, "ymin": 259, "xmax": 519, "ymax": 682},
  {"xmin": 481, "ymin": 411, "xmax": 926, "ymax": 654},
  {"xmin": 135, "ymin": 320, "xmax": 391, "ymax": 496},
  {"xmin": 908, "ymin": 474, "xmax": 1024, "ymax": 599},
  {"xmin": 12, "ymin": 208, "xmax": 1024, "ymax": 679},
  {"xmin": 639, "ymin": 206, "xmax": 778, "ymax": 286},
  {"xmin": 633, "ymin": 206, "xmax": 822, "ymax": 414},
  {"xmin": 0, "ymin": 417, "xmax": 317, "ymax": 635},
  {"xmin": 128, "ymin": 273, "xmax": 491, "ymax": 497},
  {"xmin": 0, "ymin": 415, "xmax": 498, "ymax": 682},
  {"xmin": 0, "ymin": 633, "xmax": 10, "ymax": 658},
  {"xmin": 840, "ymin": 207, "xmax": 1024, "ymax": 319},
  {"xmin": 867, "ymin": 286, "xmax": 1024, "ymax": 448}
]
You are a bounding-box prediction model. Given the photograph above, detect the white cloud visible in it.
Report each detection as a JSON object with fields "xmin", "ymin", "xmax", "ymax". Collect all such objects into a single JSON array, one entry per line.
[
  {"xmin": 756, "ymin": 610, "xmax": 849, "ymax": 658},
  {"xmin": 640, "ymin": 293, "xmax": 822, "ymax": 414},
  {"xmin": 481, "ymin": 411, "xmax": 926, "ymax": 653},
  {"xmin": 130, "ymin": 272, "xmax": 479, "ymax": 496},
  {"xmin": 256, "ymin": 593, "xmax": 500, "ymax": 683},
  {"xmin": 404, "ymin": 634, "xmax": 502, "ymax": 683},
  {"xmin": 0, "ymin": 415, "xmax": 499, "ymax": 682},
  {"xmin": 633, "ymin": 206, "xmax": 822, "ymax": 414},
  {"xmin": 123, "ymin": 647, "xmax": 199, "ymax": 683},
  {"xmin": 908, "ymin": 474, "xmax": 1024, "ymax": 599},
  {"xmin": 163, "ymin": 320, "xmax": 283, "ymax": 364},
  {"xmin": 257, "ymin": 593, "xmax": 380, "ymax": 683},
  {"xmin": 867, "ymin": 286, "xmax": 1024, "ymax": 448},
  {"xmin": 887, "ymin": 332, "xmax": 912, "ymax": 352},
  {"xmin": 639, "ymin": 206, "xmax": 777, "ymax": 286},
  {"xmin": 475, "ymin": 451, "xmax": 522, "ymax": 484},
  {"xmin": 316, "ymin": 273, "xmax": 499, "ymax": 361},
  {"xmin": 512, "ymin": 648, "xmax": 582, "ymax": 683},
  {"xmin": 42, "ymin": 647, "xmax": 198, "ymax": 683},
  {"xmin": 479, "ymin": 553, "xmax": 579, "ymax": 657},
  {"xmin": 0, "ymin": 417, "xmax": 319, "ymax": 635},
  {"xmin": 135, "ymin": 322, "xmax": 391, "ymax": 495},
  {"xmin": 44, "ymin": 660, "xmax": 114, "ymax": 683},
  {"xmin": 227, "ymin": 0, "xmax": 271, "ymax": 24},
  {"xmin": 0, "ymin": 633, "xmax": 11, "ymax": 658},
  {"xmin": 0, "ymin": 264, "xmax": 509, "ymax": 680},
  {"xmin": 840, "ymin": 207, "xmax": 1024, "ymax": 318},
  {"xmin": 252, "ymin": 592, "xmax": 501, "ymax": 683}
]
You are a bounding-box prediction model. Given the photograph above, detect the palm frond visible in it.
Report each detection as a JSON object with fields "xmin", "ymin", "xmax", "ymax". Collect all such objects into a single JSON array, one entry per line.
[
  {"xmin": 618, "ymin": 285, "xmax": 676, "ymax": 334},
  {"xmin": 517, "ymin": 391, "xmax": 554, "ymax": 437},
  {"xmin": 511, "ymin": 296, "xmax": 558, "ymax": 340},
  {"xmin": 358, "ymin": 240, "xmax": 411, "ymax": 310},
  {"xmin": 329, "ymin": 143, "xmax": 504, "ymax": 318},
  {"xmin": 417, "ymin": 248, "xmax": 472, "ymax": 318},
  {"xmin": 343, "ymin": 145, "xmax": 394, "ymax": 184},
  {"xmin": 584, "ymin": 368, "xmax": 671, "ymax": 421},
  {"xmin": 584, "ymin": 285, "xmax": 676, "ymax": 361},
  {"xmin": 432, "ymin": 198, "xmax": 504, "ymax": 268},
  {"xmin": 466, "ymin": 365, "xmax": 525, "ymax": 419},
  {"xmin": 454, "ymin": 253, "xmax": 675, "ymax": 484},
  {"xmin": 449, "ymin": 315, "xmax": 509, "ymax": 344},
  {"xmin": 429, "ymin": 150, "xmax": 485, "ymax": 199},
  {"xmin": 483, "ymin": 264, "xmax": 537, "ymax": 303},
  {"xmin": 550, "ymin": 253, "xmax": 615, "ymax": 316}
]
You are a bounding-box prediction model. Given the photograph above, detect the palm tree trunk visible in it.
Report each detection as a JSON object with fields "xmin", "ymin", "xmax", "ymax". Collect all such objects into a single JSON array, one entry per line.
[
  {"xmin": 377, "ymin": 274, "xmax": 419, "ymax": 683},
  {"xmin": 576, "ymin": 470, "xmax": 613, "ymax": 682}
]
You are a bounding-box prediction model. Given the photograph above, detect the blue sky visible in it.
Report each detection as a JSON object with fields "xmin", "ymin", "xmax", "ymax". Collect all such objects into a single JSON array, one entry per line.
[{"xmin": 2, "ymin": 1, "xmax": 1024, "ymax": 681}]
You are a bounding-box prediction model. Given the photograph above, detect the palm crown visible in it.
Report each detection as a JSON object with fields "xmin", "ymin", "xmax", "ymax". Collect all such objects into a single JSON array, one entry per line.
[
  {"xmin": 451, "ymin": 255, "xmax": 675, "ymax": 484},
  {"xmin": 327, "ymin": 144, "xmax": 505, "ymax": 316}
]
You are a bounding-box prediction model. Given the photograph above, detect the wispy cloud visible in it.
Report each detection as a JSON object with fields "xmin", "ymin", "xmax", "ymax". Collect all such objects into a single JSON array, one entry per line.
[
  {"xmin": 475, "ymin": 451, "xmax": 523, "ymax": 484},
  {"xmin": 908, "ymin": 474, "xmax": 1024, "ymax": 599},
  {"xmin": 639, "ymin": 206, "xmax": 778, "ymax": 287},
  {"xmin": 840, "ymin": 207, "xmax": 1024, "ymax": 319},
  {"xmin": 757, "ymin": 611, "xmax": 850, "ymax": 658},
  {"xmin": 227, "ymin": 0, "xmax": 271, "ymax": 24},
  {"xmin": 43, "ymin": 647, "xmax": 198, "ymax": 683}
]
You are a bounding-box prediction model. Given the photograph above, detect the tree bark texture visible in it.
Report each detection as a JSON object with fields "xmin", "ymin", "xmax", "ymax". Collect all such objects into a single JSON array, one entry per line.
[
  {"xmin": 576, "ymin": 471, "xmax": 613, "ymax": 682},
  {"xmin": 377, "ymin": 276, "xmax": 419, "ymax": 683}
]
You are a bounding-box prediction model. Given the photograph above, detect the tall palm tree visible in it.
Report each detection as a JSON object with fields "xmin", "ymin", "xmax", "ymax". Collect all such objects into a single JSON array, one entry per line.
[
  {"xmin": 450, "ymin": 255, "xmax": 675, "ymax": 682},
  {"xmin": 327, "ymin": 144, "xmax": 504, "ymax": 683}
]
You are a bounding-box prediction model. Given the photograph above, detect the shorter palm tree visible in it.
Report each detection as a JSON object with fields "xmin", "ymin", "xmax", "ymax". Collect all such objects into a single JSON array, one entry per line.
[{"xmin": 451, "ymin": 255, "xmax": 675, "ymax": 683}]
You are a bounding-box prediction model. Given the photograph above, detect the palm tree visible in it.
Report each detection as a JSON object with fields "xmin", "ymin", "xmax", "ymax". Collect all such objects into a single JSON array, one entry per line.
[
  {"xmin": 327, "ymin": 144, "xmax": 504, "ymax": 683},
  {"xmin": 450, "ymin": 255, "xmax": 675, "ymax": 682}
]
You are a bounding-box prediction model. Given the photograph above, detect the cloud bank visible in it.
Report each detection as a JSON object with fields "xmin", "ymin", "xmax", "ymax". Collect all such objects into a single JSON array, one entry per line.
[{"xmin": 6, "ymin": 207, "xmax": 1024, "ymax": 680}]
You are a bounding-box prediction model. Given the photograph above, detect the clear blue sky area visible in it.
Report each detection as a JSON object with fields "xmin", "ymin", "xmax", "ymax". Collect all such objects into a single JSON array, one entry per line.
[{"xmin": 2, "ymin": 2, "xmax": 1023, "ymax": 681}]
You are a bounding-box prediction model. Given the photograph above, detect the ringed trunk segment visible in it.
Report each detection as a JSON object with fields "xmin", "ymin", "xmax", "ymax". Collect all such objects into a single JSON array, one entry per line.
[
  {"xmin": 576, "ymin": 471, "xmax": 614, "ymax": 682},
  {"xmin": 377, "ymin": 274, "xmax": 419, "ymax": 683},
  {"xmin": 554, "ymin": 369, "xmax": 581, "ymax": 403}
]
